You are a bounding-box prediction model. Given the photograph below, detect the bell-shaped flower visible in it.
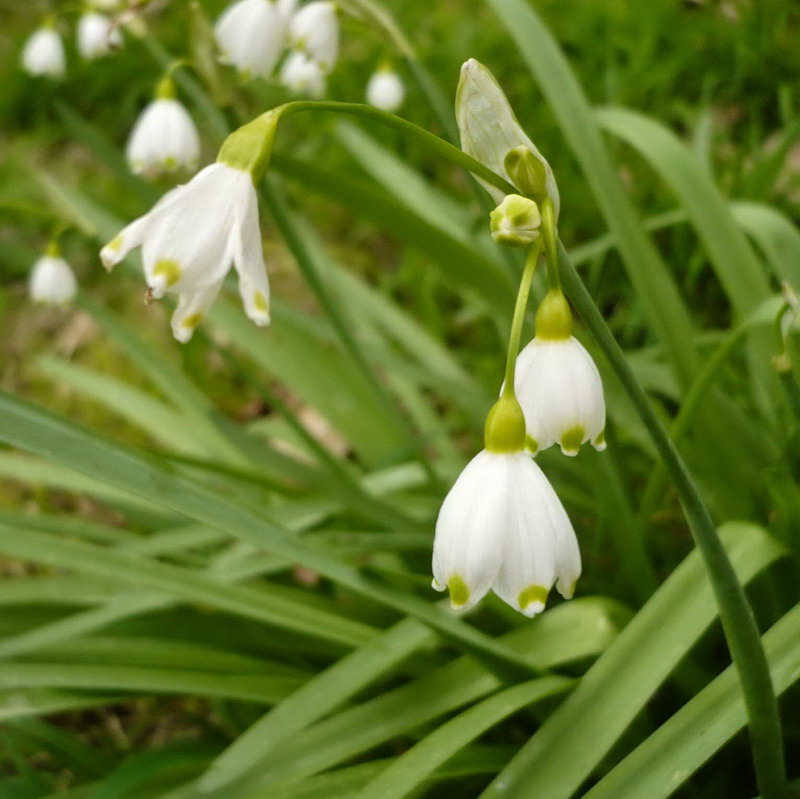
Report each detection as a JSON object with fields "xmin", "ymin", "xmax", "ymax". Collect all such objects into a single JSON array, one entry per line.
[
  {"xmin": 366, "ymin": 66, "xmax": 404, "ymax": 112},
  {"xmin": 77, "ymin": 12, "xmax": 123, "ymax": 60},
  {"xmin": 288, "ymin": 2, "xmax": 338, "ymax": 72},
  {"xmin": 100, "ymin": 162, "xmax": 270, "ymax": 343},
  {"xmin": 514, "ymin": 290, "xmax": 606, "ymax": 456},
  {"xmin": 22, "ymin": 25, "xmax": 66, "ymax": 79},
  {"xmin": 29, "ymin": 252, "xmax": 77, "ymax": 305},
  {"xmin": 215, "ymin": 0, "xmax": 286, "ymax": 81},
  {"xmin": 277, "ymin": 0, "xmax": 298, "ymax": 21},
  {"xmin": 432, "ymin": 395, "xmax": 581, "ymax": 616},
  {"xmin": 280, "ymin": 50, "xmax": 325, "ymax": 97},
  {"xmin": 456, "ymin": 58, "xmax": 559, "ymax": 216},
  {"xmin": 126, "ymin": 83, "xmax": 201, "ymax": 178}
]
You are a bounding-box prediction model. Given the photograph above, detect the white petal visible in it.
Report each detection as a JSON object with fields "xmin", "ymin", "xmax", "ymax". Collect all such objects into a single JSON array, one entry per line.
[
  {"xmin": 280, "ymin": 50, "xmax": 326, "ymax": 97},
  {"xmin": 29, "ymin": 256, "xmax": 77, "ymax": 304},
  {"xmin": 170, "ymin": 282, "xmax": 224, "ymax": 343},
  {"xmin": 514, "ymin": 336, "xmax": 605, "ymax": 455},
  {"xmin": 22, "ymin": 29, "xmax": 66, "ymax": 78},
  {"xmin": 215, "ymin": 0, "xmax": 285, "ymax": 79},
  {"xmin": 432, "ymin": 450, "xmax": 506, "ymax": 611},
  {"xmin": 455, "ymin": 59, "xmax": 559, "ymax": 215},
  {"xmin": 77, "ymin": 13, "xmax": 122, "ymax": 60},
  {"xmin": 231, "ymin": 186, "xmax": 270, "ymax": 326},
  {"xmin": 126, "ymin": 99, "xmax": 201, "ymax": 176},
  {"xmin": 366, "ymin": 70, "xmax": 404, "ymax": 112},
  {"xmin": 289, "ymin": 1, "xmax": 338, "ymax": 72}
]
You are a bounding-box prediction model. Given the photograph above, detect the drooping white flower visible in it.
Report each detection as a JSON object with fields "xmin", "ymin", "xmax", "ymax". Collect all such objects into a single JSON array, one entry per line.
[
  {"xmin": 29, "ymin": 254, "xmax": 77, "ymax": 305},
  {"xmin": 432, "ymin": 450, "xmax": 580, "ymax": 616},
  {"xmin": 456, "ymin": 58, "xmax": 559, "ymax": 215},
  {"xmin": 126, "ymin": 97, "xmax": 201, "ymax": 177},
  {"xmin": 289, "ymin": 2, "xmax": 338, "ymax": 72},
  {"xmin": 277, "ymin": 0, "xmax": 299, "ymax": 22},
  {"xmin": 100, "ymin": 162, "xmax": 270, "ymax": 342},
  {"xmin": 215, "ymin": 0, "xmax": 286, "ymax": 80},
  {"xmin": 366, "ymin": 66, "xmax": 404, "ymax": 112},
  {"xmin": 21, "ymin": 26, "xmax": 66, "ymax": 79},
  {"xmin": 515, "ymin": 335, "xmax": 606, "ymax": 456},
  {"xmin": 77, "ymin": 12, "xmax": 123, "ymax": 60},
  {"xmin": 279, "ymin": 50, "xmax": 325, "ymax": 97}
]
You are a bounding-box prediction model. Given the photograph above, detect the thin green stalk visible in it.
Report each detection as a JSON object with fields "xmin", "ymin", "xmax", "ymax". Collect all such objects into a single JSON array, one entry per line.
[
  {"xmin": 238, "ymin": 101, "xmax": 516, "ymax": 197},
  {"xmin": 502, "ymin": 244, "xmax": 540, "ymax": 394},
  {"xmin": 540, "ymin": 197, "xmax": 561, "ymax": 289},
  {"xmin": 557, "ymin": 242, "xmax": 787, "ymax": 799}
]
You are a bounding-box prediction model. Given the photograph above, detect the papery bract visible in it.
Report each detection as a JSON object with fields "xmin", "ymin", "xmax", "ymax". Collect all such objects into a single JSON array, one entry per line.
[{"xmin": 100, "ymin": 162, "xmax": 270, "ymax": 343}]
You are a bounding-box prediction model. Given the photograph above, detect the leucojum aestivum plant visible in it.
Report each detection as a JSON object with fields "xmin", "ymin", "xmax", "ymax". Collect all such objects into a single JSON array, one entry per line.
[{"xmin": 96, "ymin": 56, "xmax": 789, "ymax": 797}]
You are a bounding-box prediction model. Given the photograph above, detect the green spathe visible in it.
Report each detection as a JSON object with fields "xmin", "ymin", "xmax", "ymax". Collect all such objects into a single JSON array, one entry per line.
[{"xmin": 484, "ymin": 394, "xmax": 526, "ymax": 454}]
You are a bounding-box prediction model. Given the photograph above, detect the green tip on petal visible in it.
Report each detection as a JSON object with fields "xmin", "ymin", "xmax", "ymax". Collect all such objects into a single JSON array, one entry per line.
[
  {"xmin": 525, "ymin": 434, "xmax": 539, "ymax": 455},
  {"xmin": 518, "ymin": 584, "xmax": 548, "ymax": 612},
  {"xmin": 253, "ymin": 290, "xmax": 269, "ymax": 313},
  {"xmin": 153, "ymin": 259, "xmax": 181, "ymax": 288},
  {"xmin": 560, "ymin": 425, "xmax": 585, "ymax": 456},
  {"xmin": 181, "ymin": 312, "xmax": 203, "ymax": 331},
  {"xmin": 593, "ymin": 430, "xmax": 607, "ymax": 451},
  {"xmin": 448, "ymin": 575, "xmax": 470, "ymax": 609}
]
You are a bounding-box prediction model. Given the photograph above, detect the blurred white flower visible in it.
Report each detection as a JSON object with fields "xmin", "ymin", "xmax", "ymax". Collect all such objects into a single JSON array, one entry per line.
[
  {"xmin": 77, "ymin": 12, "xmax": 123, "ymax": 60},
  {"xmin": 100, "ymin": 162, "xmax": 270, "ymax": 342},
  {"xmin": 277, "ymin": 0, "xmax": 298, "ymax": 22},
  {"xmin": 366, "ymin": 66, "xmax": 404, "ymax": 112},
  {"xmin": 432, "ymin": 449, "xmax": 580, "ymax": 616},
  {"xmin": 280, "ymin": 50, "xmax": 325, "ymax": 97},
  {"xmin": 29, "ymin": 254, "xmax": 77, "ymax": 305},
  {"xmin": 515, "ymin": 335, "xmax": 606, "ymax": 456},
  {"xmin": 21, "ymin": 27, "xmax": 66, "ymax": 79},
  {"xmin": 456, "ymin": 58, "xmax": 559, "ymax": 214},
  {"xmin": 126, "ymin": 98, "xmax": 201, "ymax": 177},
  {"xmin": 289, "ymin": 1, "xmax": 338, "ymax": 72},
  {"xmin": 215, "ymin": 0, "xmax": 286, "ymax": 80}
]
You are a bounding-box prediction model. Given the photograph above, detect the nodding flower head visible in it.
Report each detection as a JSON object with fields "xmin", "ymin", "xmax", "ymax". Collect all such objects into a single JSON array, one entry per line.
[
  {"xmin": 215, "ymin": 0, "xmax": 287, "ymax": 81},
  {"xmin": 288, "ymin": 1, "xmax": 339, "ymax": 73},
  {"xmin": 29, "ymin": 252, "xmax": 77, "ymax": 305},
  {"xmin": 21, "ymin": 25, "xmax": 66, "ymax": 79},
  {"xmin": 100, "ymin": 162, "xmax": 270, "ymax": 343},
  {"xmin": 77, "ymin": 12, "xmax": 123, "ymax": 60},
  {"xmin": 366, "ymin": 66, "xmax": 405, "ymax": 112},
  {"xmin": 280, "ymin": 50, "xmax": 326, "ymax": 97}
]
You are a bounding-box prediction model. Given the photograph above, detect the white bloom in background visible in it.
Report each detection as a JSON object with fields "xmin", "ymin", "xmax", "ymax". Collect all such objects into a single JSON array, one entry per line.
[
  {"xmin": 77, "ymin": 12, "xmax": 123, "ymax": 60},
  {"xmin": 433, "ymin": 450, "xmax": 580, "ymax": 616},
  {"xmin": 456, "ymin": 58, "xmax": 559, "ymax": 214},
  {"xmin": 215, "ymin": 0, "xmax": 286, "ymax": 80},
  {"xmin": 280, "ymin": 50, "xmax": 325, "ymax": 97},
  {"xmin": 29, "ymin": 254, "xmax": 77, "ymax": 305},
  {"xmin": 126, "ymin": 97, "xmax": 201, "ymax": 177},
  {"xmin": 100, "ymin": 162, "xmax": 270, "ymax": 342},
  {"xmin": 366, "ymin": 66, "xmax": 404, "ymax": 112},
  {"xmin": 277, "ymin": 0, "xmax": 298, "ymax": 22},
  {"xmin": 289, "ymin": 1, "xmax": 338, "ymax": 72},
  {"xmin": 21, "ymin": 27, "xmax": 66, "ymax": 79}
]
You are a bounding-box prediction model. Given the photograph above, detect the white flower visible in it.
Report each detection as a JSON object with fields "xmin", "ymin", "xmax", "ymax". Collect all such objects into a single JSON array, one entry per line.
[
  {"xmin": 277, "ymin": 0, "xmax": 299, "ymax": 21},
  {"xmin": 77, "ymin": 12, "xmax": 123, "ymax": 60},
  {"xmin": 289, "ymin": 2, "xmax": 338, "ymax": 72},
  {"xmin": 126, "ymin": 98, "xmax": 201, "ymax": 177},
  {"xmin": 29, "ymin": 255, "xmax": 77, "ymax": 305},
  {"xmin": 515, "ymin": 336, "xmax": 606, "ymax": 456},
  {"xmin": 215, "ymin": 0, "xmax": 286, "ymax": 80},
  {"xmin": 432, "ymin": 450, "xmax": 580, "ymax": 616},
  {"xmin": 280, "ymin": 50, "xmax": 325, "ymax": 97},
  {"xmin": 366, "ymin": 67, "xmax": 404, "ymax": 112},
  {"xmin": 21, "ymin": 27, "xmax": 66, "ymax": 79},
  {"xmin": 456, "ymin": 58, "xmax": 559, "ymax": 215},
  {"xmin": 100, "ymin": 162, "xmax": 270, "ymax": 343}
]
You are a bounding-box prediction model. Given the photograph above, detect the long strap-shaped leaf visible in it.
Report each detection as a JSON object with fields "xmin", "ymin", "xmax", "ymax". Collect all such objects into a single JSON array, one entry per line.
[
  {"xmin": 0, "ymin": 391, "xmax": 536, "ymax": 677},
  {"xmin": 478, "ymin": 522, "xmax": 785, "ymax": 799}
]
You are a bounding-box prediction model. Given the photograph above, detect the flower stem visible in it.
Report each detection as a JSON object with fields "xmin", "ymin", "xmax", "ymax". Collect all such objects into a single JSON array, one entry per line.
[
  {"xmin": 241, "ymin": 101, "xmax": 516, "ymax": 197},
  {"xmin": 557, "ymin": 241, "xmax": 787, "ymax": 799},
  {"xmin": 540, "ymin": 196, "xmax": 561, "ymax": 290},
  {"xmin": 502, "ymin": 244, "xmax": 541, "ymax": 397}
]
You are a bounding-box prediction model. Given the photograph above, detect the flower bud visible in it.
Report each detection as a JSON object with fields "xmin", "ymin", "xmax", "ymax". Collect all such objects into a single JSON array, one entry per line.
[
  {"xmin": 504, "ymin": 145, "xmax": 548, "ymax": 201},
  {"xmin": 489, "ymin": 194, "xmax": 541, "ymax": 248}
]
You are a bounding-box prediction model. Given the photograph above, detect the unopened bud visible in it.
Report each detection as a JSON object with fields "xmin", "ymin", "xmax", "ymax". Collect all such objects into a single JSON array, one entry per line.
[
  {"xmin": 490, "ymin": 194, "xmax": 541, "ymax": 248},
  {"xmin": 505, "ymin": 145, "xmax": 548, "ymax": 200}
]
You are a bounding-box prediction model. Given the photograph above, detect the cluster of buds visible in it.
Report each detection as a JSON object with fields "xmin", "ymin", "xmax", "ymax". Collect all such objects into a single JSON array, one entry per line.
[
  {"xmin": 21, "ymin": 5, "xmax": 123, "ymax": 79},
  {"xmin": 432, "ymin": 60, "xmax": 606, "ymax": 617}
]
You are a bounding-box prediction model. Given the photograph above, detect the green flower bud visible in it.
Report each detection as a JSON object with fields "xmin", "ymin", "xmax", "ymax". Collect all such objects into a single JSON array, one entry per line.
[
  {"xmin": 504, "ymin": 145, "xmax": 548, "ymax": 201},
  {"xmin": 484, "ymin": 394, "xmax": 526, "ymax": 454},
  {"xmin": 490, "ymin": 194, "xmax": 541, "ymax": 248}
]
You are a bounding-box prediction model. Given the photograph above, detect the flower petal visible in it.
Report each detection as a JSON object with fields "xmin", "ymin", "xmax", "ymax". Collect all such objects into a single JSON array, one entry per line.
[
  {"xmin": 231, "ymin": 187, "xmax": 270, "ymax": 326},
  {"xmin": 170, "ymin": 281, "xmax": 224, "ymax": 343}
]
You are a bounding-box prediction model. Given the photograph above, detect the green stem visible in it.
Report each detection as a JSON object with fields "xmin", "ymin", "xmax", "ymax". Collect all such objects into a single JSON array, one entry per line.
[
  {"xmin": 540, "ymin": 196, "xmax": 561, "ymax": 289},
  {"xmin": 232, "ymin": 101, "xmax": 516, "ymax": 197},
  {"xmin": 502, "ymin": 244, "xmax": 541, "ymax": 395},
  {"xmin": 557, "ymin": 242, "xmax": 787, "ymax": 799}
]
